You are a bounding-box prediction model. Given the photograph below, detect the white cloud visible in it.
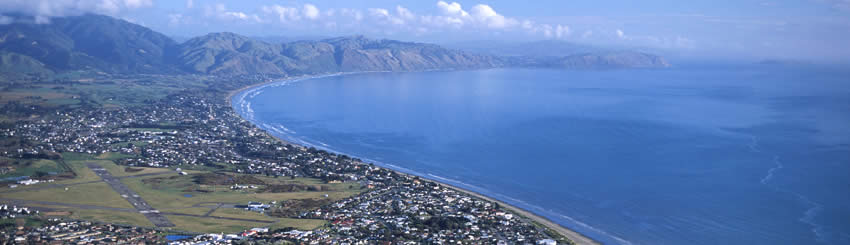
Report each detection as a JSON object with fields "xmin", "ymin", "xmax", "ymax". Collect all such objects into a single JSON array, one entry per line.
[
  {"xmin": 208, "ymin": 3, "xmax": 262, "ymax": 23},
  {"xmin": 396, "ymin": 6, "xmax": 416, "ymax": 20},
  {"xmin": 98, "ymin": 0, "xmax": 120, "ymax": 13},
  {"xmin": 186, "ymin": 0, "xmax": 193, "ymax": 9},
  {"xmin": 433, "ymin": 1, "xmax": 470, "ymax": 28},
  {"xmin": 369, "ymin": 8, "xmax": 406, "ymax": 25},
  {"xmin": 420, "ymin": 14, "xmax": 463, "ymax": 28},
  {"xmin": 0, "ymin": 0, "xmax": 154, "ymax": 20},
  {"xmin": 261, "ymin": 5, "xmax": 301, "ymax": 22},
  {"xmin": 368, "ymin": 8, "xmax": 390, "ymax": 18},
  {"xmin": 581, "ymin": 30, "xmax": 593, "ymax": 39},
  {"xmin": 469, "ymin": 4, "xmax": 516, "ymax": 29},
  {"xmin": 303, "ymin": 4, "xmax": 320, "ymax": 20},
  {"xmin": 555, "ymin": 25, "xmax": 571, "ymax": 38},
  {"xmin": 522, "ymin": 20, "xmax": 535, "ymax": 30},
  {"xmin": 334, "ymin": 8, "xmax": 364, "ymax": 21},
  {"xmin": 616, "ymin": 29, "xmax": 626, "ymax": 39},
  {"xmin": 260, "ymin": 4, "xmax": 322, "ymax": 23},
  {"xmin": 176, "ymin": 1, "xmax": 578, "ymax": 40},
  {"xmin": 437, "ymin": 1, "xmax": 468, "ymax": 17},
  {"xmin": 520, "ymin": 20, "xmax": 572, "ymax": 39},
  {"xmin": 123, "ymin": 0, "xmax": 151, "ymax": 9},
  {"xmin": 432, "ymin": 2, "xmax": 521, "ymax": 30},
  {"xmin": 541, "ymin": 24, "xmax": 553, "ymax": 37}
]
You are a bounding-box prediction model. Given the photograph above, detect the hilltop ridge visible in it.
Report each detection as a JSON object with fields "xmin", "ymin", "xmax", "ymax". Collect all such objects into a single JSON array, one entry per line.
[{"xmin": 0, "ymin": 14, "xmax": 670, "ymax": 79}]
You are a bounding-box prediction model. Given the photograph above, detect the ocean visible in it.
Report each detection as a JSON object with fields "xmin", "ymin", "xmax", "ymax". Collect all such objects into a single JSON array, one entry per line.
[{"xmin": 232, "ymin": 65, "xmax": 850, "ymax": 244}]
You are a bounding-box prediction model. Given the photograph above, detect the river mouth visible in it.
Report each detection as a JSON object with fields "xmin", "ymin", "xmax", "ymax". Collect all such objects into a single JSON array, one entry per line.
[{"xmin": 232, "ymin": 67, "xmax": 850, "ymax": 245}]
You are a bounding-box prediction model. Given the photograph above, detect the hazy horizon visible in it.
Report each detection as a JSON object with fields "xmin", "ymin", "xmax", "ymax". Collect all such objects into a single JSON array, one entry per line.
[{"xmin": 1, "ymin": 0, "xmax": 849, "ymax": 63}]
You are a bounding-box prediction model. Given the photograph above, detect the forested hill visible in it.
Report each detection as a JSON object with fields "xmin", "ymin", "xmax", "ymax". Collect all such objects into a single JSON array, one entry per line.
[{"xmin": 0, "ymin": 14, "xmax": 670, "ymax": 79}]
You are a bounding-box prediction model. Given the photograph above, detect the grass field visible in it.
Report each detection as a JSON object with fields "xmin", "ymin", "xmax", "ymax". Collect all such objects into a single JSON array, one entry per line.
[
  {"xmin": 207, "ymin": 208, "xmax": 326, "ymax": 230},
  {"xmin": 0, "ymin": 154, "xmax": 361, "ymax": 234},
  {"xmin": 0, "ymin": 154, "xmax": 139, "ymax": 193},
  {"xmin": 159, "ymin": 207, "xmax": 212, "ymax": 216},
  {"xmin": 0, "ymin": 159, "xmax": 64, "ymax": 179},
  {"xmin": 95, "ymin": 152, "xmax": 135, "ymax": 161},
  {"xmin": 125, "ymin": 128, "xmax": 176, "ymax": 133},
  {"xmin": 165, "ymin": 215, "xmax": 271, "ymax": 234},
  {"xmin": 69, "ymin": 209, "xmax": 152, "ymax": 228},
  {"xmin": 0, "ymin": 217, "xmax": 45, "ymax": 228},
  {"xmin": 175, "ymin": 162, "xmax": 238, "ymax": 172},
  {"xmin": 212, "ymin": 207, "xmax": 275, "ymax": 222},
  {"xmin": 268, "ymin": 218, "xmax": 327, "ymax": 231},
  {"xmin": 121, "ymin": 173, "xmax": 360, "ymax": 210},
  {"xmin": 94, "ymin": 160, "xmax": 172, "ymax": 177},
  {"xmin": 0, "ymin": 75, "xmax": 211, "ymax": 123},
  {"xmin": 0, "ymin": 79, "xmax": 194, "ymax": 109},
  {"xmin": 1, "ymin": 182, "xmax": 132, "ymax": 209},
  {"xmin": 0, "ymin": 90, "xmax": 77, "ymax": 107},
  {"xmin": 163, "ymin": 213, "xmax": 326, "ymax": 234},
  {"xmin": 58, "ymin": 153, "xmax": 106, "ymax": 184},
  {"xmin": 62, "ymin": 152, "xmax": 167, "ymax": 179},
  {"xmin": 23, "ymin": 202, "xmax": 153, "ymax": 228},
  {"xmin": 110, "ymin": 140, "xmax": 150, "ymax": 148}
]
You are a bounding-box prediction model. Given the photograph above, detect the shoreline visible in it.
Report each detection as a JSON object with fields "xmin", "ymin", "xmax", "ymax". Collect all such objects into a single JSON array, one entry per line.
[{"xmin": 226, "ymin": 73, "xmax": 601, "ymax": 245}]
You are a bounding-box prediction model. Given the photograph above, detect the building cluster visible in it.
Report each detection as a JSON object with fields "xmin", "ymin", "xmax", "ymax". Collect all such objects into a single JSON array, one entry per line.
[
  {"xmin": 297, "ymin": 175, "xmax": 558, "ymax": 244},
  {"xmin": 0, "ymin": 217, "xmax": 165, "ymax": 244},
  {"xmin": 0, "ymin": 205, "xmax": 38, "ymax": 219},
  {"xmin": 0, "ymin": 79, "xmax": 571, "ymax": 244}
]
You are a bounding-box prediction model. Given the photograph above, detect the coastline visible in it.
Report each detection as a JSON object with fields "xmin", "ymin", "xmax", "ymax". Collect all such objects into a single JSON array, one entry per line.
[
  {"xmin": 226, "ymin": 73, "xmax": 601, "ymax": 245},
  {"xmin": 443, "ymin": 184, "xmax": 601, "ymax": 245}
]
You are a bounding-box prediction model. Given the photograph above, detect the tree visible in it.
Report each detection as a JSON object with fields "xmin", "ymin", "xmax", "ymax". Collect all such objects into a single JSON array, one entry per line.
[{"xmin": 33, "ymin": 171, "xmax": 49, "ymax": 178}]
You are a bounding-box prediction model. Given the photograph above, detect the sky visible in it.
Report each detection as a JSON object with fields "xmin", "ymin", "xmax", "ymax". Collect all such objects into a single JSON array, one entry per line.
[{"xmin": 1, "ymin": 0, "xmax": 849, "ymax": 62}]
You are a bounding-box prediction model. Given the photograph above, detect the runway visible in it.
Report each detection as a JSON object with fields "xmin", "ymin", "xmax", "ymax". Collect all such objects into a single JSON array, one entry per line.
[{"xmin": 86, "ymin": 162, "xmax": 175, "ymax": 227}]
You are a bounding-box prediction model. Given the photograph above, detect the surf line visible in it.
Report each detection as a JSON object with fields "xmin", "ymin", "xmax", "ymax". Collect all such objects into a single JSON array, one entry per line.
[{"xmin": 748, "ymin": 135, "xmax": 826, "ymax": 243}]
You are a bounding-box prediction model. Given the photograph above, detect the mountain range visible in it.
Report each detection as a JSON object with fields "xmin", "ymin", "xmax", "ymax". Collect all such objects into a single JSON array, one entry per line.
[{"xmin": 0, "ymin": 14, "xmax": 670, "ymax": 79}]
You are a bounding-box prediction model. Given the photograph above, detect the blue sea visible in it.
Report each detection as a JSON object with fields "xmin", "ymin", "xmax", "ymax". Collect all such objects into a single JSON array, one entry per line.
[{"xmin": 233, "ymin": 65, "xmax": 850, "ymax": 245}]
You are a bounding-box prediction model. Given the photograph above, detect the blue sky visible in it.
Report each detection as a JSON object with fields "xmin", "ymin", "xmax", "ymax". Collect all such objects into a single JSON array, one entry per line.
[{"xmin": 1, "ymin": 0, "xmax": 849, "ymax": 62}]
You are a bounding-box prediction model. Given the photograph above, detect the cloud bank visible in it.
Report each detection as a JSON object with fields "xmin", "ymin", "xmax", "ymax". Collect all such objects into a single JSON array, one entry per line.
[
  {"xmin": 232, "ymin": 1, "xmax": 554, "ymax": 39},
  {"xmin": 0, "ymin": 0, "xmax": 699, "ymax": 51},
  {"xmin": 0, "ymin": 0, "xmax": 153, "ymax": 20}
]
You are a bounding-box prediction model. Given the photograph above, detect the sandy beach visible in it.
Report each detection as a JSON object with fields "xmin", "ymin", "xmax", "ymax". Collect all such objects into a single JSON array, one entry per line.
[{"xmin": 226, "ymin": 74, "xmax": 600, "ymax": 245}]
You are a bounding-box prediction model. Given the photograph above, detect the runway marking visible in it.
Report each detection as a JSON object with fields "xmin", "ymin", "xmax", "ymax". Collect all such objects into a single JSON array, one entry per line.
[{"xmin": 86, "ymin": 162, "xmax": 175, "ymax": 227}]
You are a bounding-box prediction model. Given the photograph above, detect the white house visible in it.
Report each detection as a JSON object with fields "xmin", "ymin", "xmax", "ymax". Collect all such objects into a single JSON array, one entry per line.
[
  {"xmin": 538, "ymin": 239, "xmax": 557, "ymax": 245},
  {"xmin": 18, "ymin": 179, "xmax": 39, "ymax": 185},
  {"xmin": 247, "ymin": 202, "xmax": 270, "ymax": 210}
]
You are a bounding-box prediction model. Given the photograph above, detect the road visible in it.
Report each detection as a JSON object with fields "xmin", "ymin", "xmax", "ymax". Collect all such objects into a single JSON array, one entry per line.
[
  {"xmin": 161, "ymin": 212, "xmax": 276, "ymax": 223},
  {"xmin": 0, "ymin": 198, "xmax": 276, "ymax": 224},
  {"xmin": 0, "ymin": 198, "xmax": 136, "ymax": 212},
  {"xmin": 86, "ymin": 162, "xmax": 175, "ymax": 227}
]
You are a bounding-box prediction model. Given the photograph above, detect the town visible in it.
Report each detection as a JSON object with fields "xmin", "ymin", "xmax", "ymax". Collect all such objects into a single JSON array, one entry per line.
[
  {"xmin": 0, "ymin": 74, "xmax": 573, "ymax": 244},
  {"xmin": 2, "ymin": 205, "xmax": 166, "ymax": 244}
]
